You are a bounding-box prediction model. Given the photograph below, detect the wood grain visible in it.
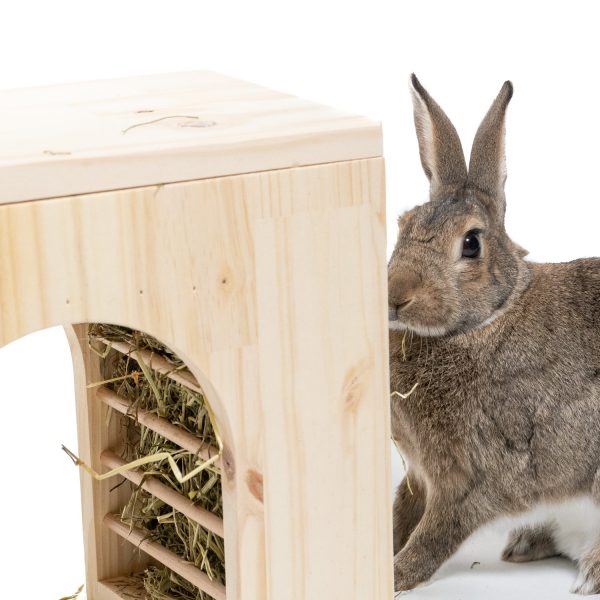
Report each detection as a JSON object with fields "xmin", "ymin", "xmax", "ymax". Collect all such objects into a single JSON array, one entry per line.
[
  {"xmin": 1, "ymin": 158, "xmax": 391, "ymax": 599},
  {"xmin": 0, "ymin": 71, "xmax": 381, "ymax": 203}
]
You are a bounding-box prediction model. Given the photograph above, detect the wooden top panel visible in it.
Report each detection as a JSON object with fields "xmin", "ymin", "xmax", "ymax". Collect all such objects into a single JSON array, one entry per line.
[{"xmin": 0, "ymin": 70, "xmax": 381, "ymax": 203}]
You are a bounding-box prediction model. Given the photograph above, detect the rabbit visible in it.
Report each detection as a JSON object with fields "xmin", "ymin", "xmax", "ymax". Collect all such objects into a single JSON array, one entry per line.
[{"xmin": 389, "ymin": 74, "xmax": 600, "ymax": 594}]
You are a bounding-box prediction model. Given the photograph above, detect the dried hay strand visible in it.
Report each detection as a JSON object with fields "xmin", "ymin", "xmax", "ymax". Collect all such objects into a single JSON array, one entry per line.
[{"xmin": 88, "ymin": 323, "xmax": 225, "ymax": 600}]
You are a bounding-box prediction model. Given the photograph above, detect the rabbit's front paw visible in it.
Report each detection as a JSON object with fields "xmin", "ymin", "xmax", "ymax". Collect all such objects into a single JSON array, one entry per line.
[
  {"xmin": 572, "ymin": 555, "xmax": 600, "ymax": 595},
  {"xmin": 393, "ymin": 552, "xmax": 431, "ymax": 592},
  {"xmin": 502, "ymin": 523, "xmax": 558, "ymax": 563}
]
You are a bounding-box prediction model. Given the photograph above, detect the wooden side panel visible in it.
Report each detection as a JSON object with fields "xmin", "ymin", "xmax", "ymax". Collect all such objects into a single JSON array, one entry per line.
[
  {"xmin": 255, "ymin": 203, "xmax": 391, "ymax": 599},
  {"xmin": 0, "ymin": 158, "xmax": 392, "ymax": 599}
]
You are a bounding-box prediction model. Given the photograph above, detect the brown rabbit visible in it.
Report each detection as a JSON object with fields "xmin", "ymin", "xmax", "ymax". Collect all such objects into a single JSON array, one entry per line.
[{"xmin": 389, "ymin": 75, "xmax": 600, "ymax": 594}]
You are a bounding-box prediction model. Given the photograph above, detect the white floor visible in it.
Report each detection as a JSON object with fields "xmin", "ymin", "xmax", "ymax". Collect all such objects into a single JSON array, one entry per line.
[{"xmin": 395, "ymin": 524, "xmax": 580, "ymax": 600}]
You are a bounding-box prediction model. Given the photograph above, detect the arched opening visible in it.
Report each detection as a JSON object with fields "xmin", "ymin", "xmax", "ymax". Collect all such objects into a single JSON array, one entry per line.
[
  {"xmin": 0, "ymin": 326, "xmax": 86, "ymax": 598},
  {"xmin": 0, "ymin": 323, "xmax": 227, "ymax": 600}
]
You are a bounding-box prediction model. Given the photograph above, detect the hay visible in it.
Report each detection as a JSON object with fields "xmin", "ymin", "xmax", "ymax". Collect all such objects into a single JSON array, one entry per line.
[
  {"xmin": 143, "ymin": 565, "xmax": 216, "ymax": 600},
  {"xmin": 88, "ymin": 324, "xmax": 225, "ymax": 600},
  {"xmin": 391, "ymin": 384, "xmax": 419, "ymax": 497},
  {"xmin": 59, "ymin": 584, "xmax": 84, "ymax": 600}
]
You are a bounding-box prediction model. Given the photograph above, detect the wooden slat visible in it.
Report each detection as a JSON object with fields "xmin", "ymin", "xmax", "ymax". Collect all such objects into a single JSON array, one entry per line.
[
  {"xmin": 101, "ymin": 450, "xmax": 224, "ymax": 537},
  {"xmin": 97, "ymin": 337, "xmax": 203, "ymax": 394},
  {"xmin": 104, "ymin": 514, "xmax": 226, "ymax": 600},
  {"xmin": 96, "ymin": 386, "xmax": 220, "ymax": 463}
]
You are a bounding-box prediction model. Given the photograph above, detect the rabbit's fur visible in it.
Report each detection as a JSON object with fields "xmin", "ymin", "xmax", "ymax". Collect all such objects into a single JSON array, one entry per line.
[{"xmin": 389, "ymin": 75, "xmax": 600, "ymax": 594}]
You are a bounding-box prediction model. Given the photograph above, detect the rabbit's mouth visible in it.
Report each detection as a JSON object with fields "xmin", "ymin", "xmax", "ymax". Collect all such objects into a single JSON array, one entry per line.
[
  {"xmin": 388, "ymin": 284, "xmax": 462, "ymax": 336},
  {"xmin": 388, "ymin": 300, "xmax": 450, "ymax": 337}
]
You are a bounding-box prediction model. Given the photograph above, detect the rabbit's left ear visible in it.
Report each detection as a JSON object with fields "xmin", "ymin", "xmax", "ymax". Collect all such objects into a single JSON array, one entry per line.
[
  {"xmin": 410, "ymin": 74, "xmax": 468, "ymax": 199},
  {"xmin": 467, "ymin": 81, "xmax": 513, "ymax": 219}
]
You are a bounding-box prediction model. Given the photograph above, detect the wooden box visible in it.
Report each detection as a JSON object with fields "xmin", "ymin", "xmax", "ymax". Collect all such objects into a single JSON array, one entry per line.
[{"xmin": 0, "ymin": 71, "xmax": 392, "ymax": 599}]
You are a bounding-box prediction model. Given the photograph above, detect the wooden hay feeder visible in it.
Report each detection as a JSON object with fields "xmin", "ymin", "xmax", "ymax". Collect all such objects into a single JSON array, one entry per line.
[{"xmin": 0, "ymin": 71, "xmax": 392, "ymax": 599}]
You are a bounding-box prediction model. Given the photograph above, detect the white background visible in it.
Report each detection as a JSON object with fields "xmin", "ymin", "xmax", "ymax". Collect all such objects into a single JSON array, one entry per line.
[{"xmin": 1, "ymin": 1, "xmax": 599, "ymax": 598}]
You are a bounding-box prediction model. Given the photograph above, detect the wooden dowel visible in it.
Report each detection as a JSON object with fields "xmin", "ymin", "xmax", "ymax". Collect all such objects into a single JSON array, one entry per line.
[
  {"xmin": 97, "ymin": 337, "xmax": 202, "ymax": 394},
  {"xmin": 101, "ymin": 450, "xmax": 224, "ymax": 537},
  {"xmin": 96, "ymin": 386, "xmax": 220, "ymax": 464},
  {"xmin": 104, "ymin": 513, "xmax": 226, "ymax": 600}
]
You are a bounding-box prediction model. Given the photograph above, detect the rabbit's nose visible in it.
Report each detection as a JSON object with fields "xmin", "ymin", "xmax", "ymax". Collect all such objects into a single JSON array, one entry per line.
[{"xmin": 388, "ymin": 270, "xmax": 419, "ymax": 314}]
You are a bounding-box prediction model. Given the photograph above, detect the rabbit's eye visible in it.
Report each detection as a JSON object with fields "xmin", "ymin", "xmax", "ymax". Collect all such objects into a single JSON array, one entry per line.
[{"xmin": 462, "ymin": 232, "xmax": 481, "ymax": 258}]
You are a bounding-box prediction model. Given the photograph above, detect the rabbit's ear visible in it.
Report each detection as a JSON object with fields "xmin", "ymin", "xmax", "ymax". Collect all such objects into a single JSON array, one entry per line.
[
  {"xmin": 468, "ymin": 81, "xmax": 513, "ymax": 218},
  {"xmin": 410, "ymin": 74, "xmax": 468, "ymax": 199}
]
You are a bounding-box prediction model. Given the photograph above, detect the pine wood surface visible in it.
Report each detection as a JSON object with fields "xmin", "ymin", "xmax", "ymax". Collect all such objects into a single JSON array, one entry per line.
[
  {"xmin": 1, "ymin": 156, "xmax": 391, "ymax": 599},
  {"xmin": 0, "ymin": 71, "xmax": 381, "ymax": 203}
]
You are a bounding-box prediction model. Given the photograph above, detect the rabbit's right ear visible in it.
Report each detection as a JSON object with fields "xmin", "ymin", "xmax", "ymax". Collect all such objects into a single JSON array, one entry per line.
[
  {"xmin": 410, "ymin": 74, "xmax": 467, "ymax": 199},
  {"xmin": 467, "ymin": 81, "xmax": 513, "ymax": 220}
]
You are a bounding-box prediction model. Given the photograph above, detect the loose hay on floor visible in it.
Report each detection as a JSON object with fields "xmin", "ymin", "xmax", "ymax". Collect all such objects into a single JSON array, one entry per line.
[{"xmin": 88, "ymin": 323, "xmax": 225, "ymax": 600}]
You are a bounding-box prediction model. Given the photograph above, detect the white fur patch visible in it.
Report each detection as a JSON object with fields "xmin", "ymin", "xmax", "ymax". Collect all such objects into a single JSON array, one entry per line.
[
  {"xmin": 475, "ymin": 312, "xmax": 500, "ymax": 329},
  {"xmin": 498, "ymin": 496, "xmax": 600, "ymax": 563},
  {"xmin": 388, "ymin": 318, "xmax": 448, "ymax": 337},
  {"xmin": 572, "ymin": 565, "xmax": 597, "ymax": 595}
]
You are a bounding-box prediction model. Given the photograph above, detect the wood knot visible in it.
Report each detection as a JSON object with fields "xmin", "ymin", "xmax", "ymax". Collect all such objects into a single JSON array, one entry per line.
[
  {"xmin": 341, "ymin": 357, "xmax": 372, "ymax": 413},
  {"xmin": 221, "ymin": 446, "xmax": 235, "ymax": 481},
  {"xmin": 217, "ymin": 265, "xmax": 234, "ymax": 294},
  {"xmin": 246, "ymin": 469, "xmax": 264, "ymax": 503}
]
